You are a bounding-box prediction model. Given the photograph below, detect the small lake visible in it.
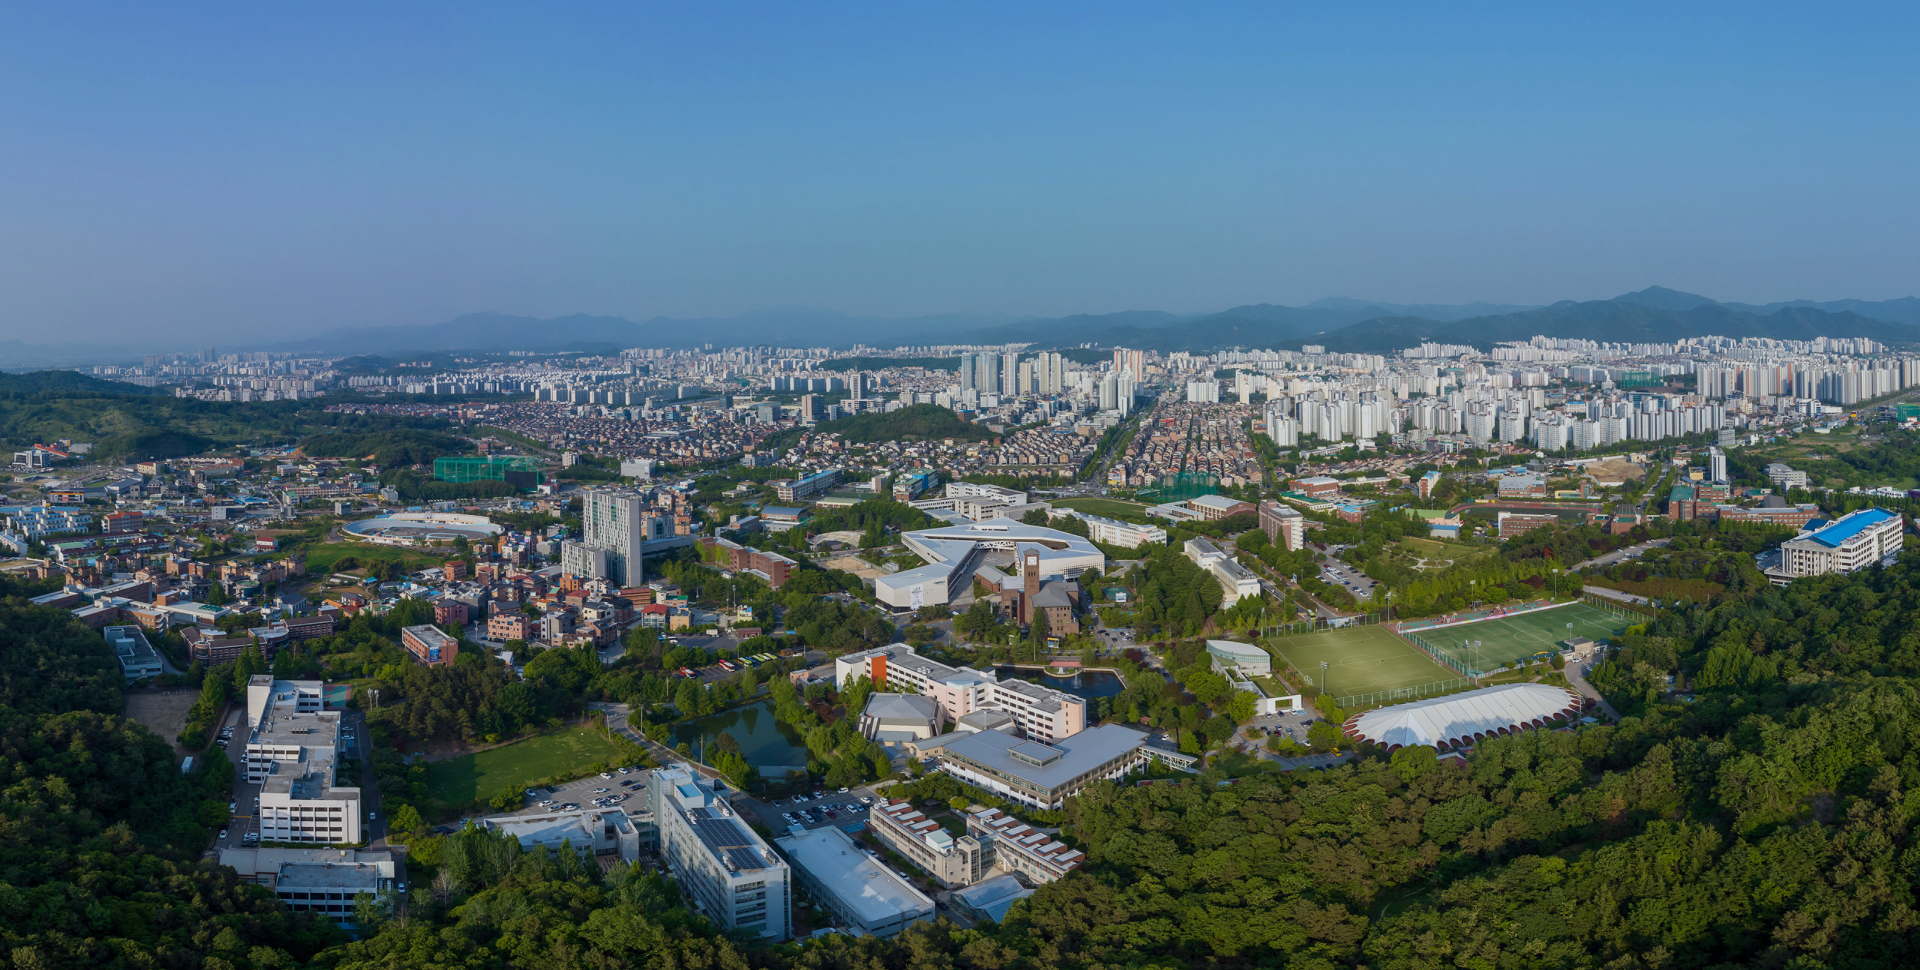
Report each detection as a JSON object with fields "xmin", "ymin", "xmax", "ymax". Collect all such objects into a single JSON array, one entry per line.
[
  {"xmin": 671, "ymin": 699, "xmax": 811, "ymax": 773},
  {"xmin": 993, "ymin": 665, "xmax": 1124, "ymax": 700}
]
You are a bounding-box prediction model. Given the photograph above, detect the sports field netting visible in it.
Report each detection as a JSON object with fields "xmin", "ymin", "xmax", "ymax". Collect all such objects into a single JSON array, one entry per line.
[
  {"xmin": 1265, "ymin": 625, "xmax": 1467, "ymax": 705},
  {"xmin": 1404, "ymin": 601, "xmax": 1636, "ymax": 674}
]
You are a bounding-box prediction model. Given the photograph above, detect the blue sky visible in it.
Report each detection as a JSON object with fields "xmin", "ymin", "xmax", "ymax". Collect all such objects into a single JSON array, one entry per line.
[{"xmin": 2, "ymin": 3, "xmax": 1917, "ymax": 342}]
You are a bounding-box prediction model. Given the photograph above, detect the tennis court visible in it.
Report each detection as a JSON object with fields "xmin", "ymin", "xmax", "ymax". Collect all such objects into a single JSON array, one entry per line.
[
  {"xmin": 1265, "ymin": 624, "xmax": 1462, "ymax": 699},
  {"xmin": 1407, "ymin": 602, "xmax": 1636, "ymax": 672}
]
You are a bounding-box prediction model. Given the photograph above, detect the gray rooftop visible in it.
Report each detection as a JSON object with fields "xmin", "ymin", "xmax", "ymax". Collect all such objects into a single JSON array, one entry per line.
[
  {"xmin": 275, "ymin": 861, "xmax": 393, "ymax": 891},
  {"xmin": 776, "ymin": 826, "xmax": 933, "ymax": 925},
  {"xmin": 941, "ymin": 724, "xmax": 1147, "ymax": 792},
  {"xmin": 686, "ymin": 807, "xmax": 781, "ymax": 872}
]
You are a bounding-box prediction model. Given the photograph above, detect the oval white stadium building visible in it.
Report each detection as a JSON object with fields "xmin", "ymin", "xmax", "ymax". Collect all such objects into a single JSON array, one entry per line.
[{"xmin": 1343, "ymin": 683, "xmax": 1586, "ymax": 751}]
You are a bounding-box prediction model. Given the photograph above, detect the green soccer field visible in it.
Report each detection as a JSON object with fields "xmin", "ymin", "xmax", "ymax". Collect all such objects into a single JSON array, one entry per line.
[
  {"xmin": 1407, "ymin": 602, "xmax": 1637, "ymax": 672},
  {"xmin": 1264, "ymin": 624, "xmax": 1463, "ymax": 700}
]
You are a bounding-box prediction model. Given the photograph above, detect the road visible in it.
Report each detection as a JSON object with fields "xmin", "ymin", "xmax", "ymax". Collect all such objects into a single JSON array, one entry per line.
[
  {"xmin": 1570, "ymin": 538, "xmax": 1670, "ymax": 572},
  {"xmin": 1564, "ymin": 657, "xmax": 1622, "ymax": 720}
]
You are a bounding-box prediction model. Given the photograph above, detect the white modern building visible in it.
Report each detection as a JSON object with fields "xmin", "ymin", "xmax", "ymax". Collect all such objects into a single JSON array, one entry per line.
[
  {"xmin": 483, "ymin": 808, "xmax": 650, "ymax": 861},
  {"xmin": 1765, "ymin": 507, "xmax": 1904, "ymax": 585},
  {"xmin": 244, "ymin": 677, "xmax": 362, "ymax": 845},
  {"xmin": 837, "ymin": 643, "xmax": 1086, "ymax": 742},
  {"xmin": 874, "ymin": 517, "xmax": 1104, "ymax": 611},
  {"xmin": 563, "ymin": 487, "xmax": 675, "ymax": 586},
  {"xmin": 930, "ymin": 724, "xmax": 1150, "ymax": 811},
  {"xmin": 1205, "ymin": 639, "xmax": 1272, "ymax": 678},
  {"xmin": 1072, "ymin": 511, "xmax": 1167, "ymax": 549},
  {"xmin": 1182, "ymin": 537, "xmax": 1263, "ymax": 606},
  {"xmin": 649, "ymin": 764, "xmax": 790, "ymax": 940},
  {"xmin": 777, "ymin": 824, "xmax": 934, "ymax": 938}
]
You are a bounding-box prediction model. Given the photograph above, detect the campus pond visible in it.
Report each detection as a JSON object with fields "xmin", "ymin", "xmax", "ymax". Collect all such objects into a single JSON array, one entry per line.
[
  {"xmin": 671, "ymin": 699, "xmax": 811, "ymax": 773},
  {"xmin": 992, "ymin": 665, "xmax": 1124, "ymax": 700}
]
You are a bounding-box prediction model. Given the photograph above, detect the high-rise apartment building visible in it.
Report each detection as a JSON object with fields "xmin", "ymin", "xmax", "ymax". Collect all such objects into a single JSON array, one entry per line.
[{"xmin": 563, "ymin": 488, "xmax": 650, "ymax": 586}]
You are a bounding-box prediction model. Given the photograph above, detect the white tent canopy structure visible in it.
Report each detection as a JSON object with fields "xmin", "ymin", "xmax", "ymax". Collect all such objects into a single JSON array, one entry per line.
[{"xmin": 1343, "ymin": 683, "xmax": 1585, "ymax": 751}]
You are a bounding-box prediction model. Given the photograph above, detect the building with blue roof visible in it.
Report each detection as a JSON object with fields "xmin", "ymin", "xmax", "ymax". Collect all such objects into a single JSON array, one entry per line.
[{"xmin": 1766, "ymin": 506, "xmax": 1904, "ymax": 585}]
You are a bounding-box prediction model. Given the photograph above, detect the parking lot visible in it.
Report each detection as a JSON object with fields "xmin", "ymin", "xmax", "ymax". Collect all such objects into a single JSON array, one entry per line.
[
  {"xmin": 1319, "ymin": 559, "xmax": 1378, "ymax": 600},
  {"xmin": 494, "ymin": 765, "xmax": 651, "ymax": 823},
  {"xmin": 760, "ymin": 785, "xmax": 878, "ymax": 837}
]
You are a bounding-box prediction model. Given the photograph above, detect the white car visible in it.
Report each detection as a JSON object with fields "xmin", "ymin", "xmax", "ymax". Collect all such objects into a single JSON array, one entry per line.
[
  {"xmin": 600, "ymin": 772, "xmax": 613, "ymax": 779},
  {"xmin": 593, "ymin": 788, "xmax": 610, "ymax": 794}
]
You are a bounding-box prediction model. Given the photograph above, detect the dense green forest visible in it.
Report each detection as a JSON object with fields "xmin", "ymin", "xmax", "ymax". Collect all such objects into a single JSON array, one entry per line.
[
  {"xmin": 0, "ymin": 371, "xmax": 467, "ymax": 461},
  {"xmin": 0, "ymin": 573, "xmax": 346, "ymax": 966},
  {"xmin": 298, "ymin": 429, "xmax": 473, "ymax": 465},
  {"xmin": 810, "ymin": 402, "xmax": 995, "ymax": 443}
]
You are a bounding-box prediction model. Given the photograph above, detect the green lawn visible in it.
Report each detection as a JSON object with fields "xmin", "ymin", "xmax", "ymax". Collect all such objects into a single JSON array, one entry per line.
[
  {"xmin": 1054, "ymin": 497, "xmax": 1153, "ymax": 520},
  {"xmin": 1264, "ymin": 625, "xmax": 1464, "ymax": 705},
  {"xmin": 304, "ymin": 541, "xmax": 444, "ymax": 576},
  {"xmin": 424, "ymin": 729, "xmax": 633, "ymax": 806},
  {"xmin": 1404, "ymin": 602, "xmax": 1637, "ymax": 672}
]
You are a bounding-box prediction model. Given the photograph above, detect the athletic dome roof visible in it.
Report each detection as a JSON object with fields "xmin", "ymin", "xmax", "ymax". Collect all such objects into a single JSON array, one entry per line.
[{"xmin": 1343, "ymin": 683, "xmax": 1584, "ymax": 751}]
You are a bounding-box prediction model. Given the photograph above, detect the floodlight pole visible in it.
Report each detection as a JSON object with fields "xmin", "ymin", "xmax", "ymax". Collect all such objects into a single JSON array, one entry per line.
[{"xmin": 1319, "ymin": 660, "xmax": 1328, "ymax": 695}]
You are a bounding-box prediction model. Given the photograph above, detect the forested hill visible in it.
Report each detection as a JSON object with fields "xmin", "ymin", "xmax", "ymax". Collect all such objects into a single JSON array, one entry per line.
[
  {"xmin": 0, "ymin": 573, "xmax": 346, "ymax": 965},
  {"xmin": 809, "ymin": 402, "xmax": 995, "ymax": 443}
]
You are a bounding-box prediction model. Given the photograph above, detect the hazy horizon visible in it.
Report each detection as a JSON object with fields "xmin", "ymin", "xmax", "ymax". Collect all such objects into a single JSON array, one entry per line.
[{"xmin": 5, "ymin": 4, "xmax": 1920, "ymax": 345}]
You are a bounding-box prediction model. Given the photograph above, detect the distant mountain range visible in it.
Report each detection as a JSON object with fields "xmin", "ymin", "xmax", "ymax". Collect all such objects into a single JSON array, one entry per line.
[{"xmin": 6, "ymin": 287, "xmax": 1920, "ymax": 367}]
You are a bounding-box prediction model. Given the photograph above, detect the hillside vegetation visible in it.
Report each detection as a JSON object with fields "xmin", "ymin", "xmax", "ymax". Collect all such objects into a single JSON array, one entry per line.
[
  {"xmin": 812, "ymin": 402, "xmax": 994, "ymax": 443},
  {"xmin": 299, "ymin": 428, "xmax": 472, "ymax": 465}
]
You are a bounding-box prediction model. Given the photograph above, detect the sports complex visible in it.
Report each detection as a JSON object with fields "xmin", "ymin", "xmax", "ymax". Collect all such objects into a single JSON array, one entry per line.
[
  {"xmin": 1264, "ymin": 600, "xmax": 1638, "ymax": 707},
  {"xmin": 342, "ymin": 511, "xmax": 503, "ymax": 546}
]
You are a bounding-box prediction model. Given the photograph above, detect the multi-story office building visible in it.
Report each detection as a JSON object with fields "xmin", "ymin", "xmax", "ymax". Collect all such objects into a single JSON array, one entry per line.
[
  {"xmin": 1076, "ymin": 511, "xmax": 1167, "ymax": 549},
  {"xmin": 649, "ymin": 764, "xmax": 789, "ymax": 940},
  {"xmin": 1766, "ymin": 507, "xmax": 1903, "ymax": 585},
  {"xmin": 772, "ymin": 468, "xmax": 842, "ymax": 503},
  {"xmin": 835, "ymin": 643, "xmax": 1085, "ymax": 742},
  {"xmin": 1257, "ymin": 500, "xmax": 1305, "ymax": 551},
  {"xmin": 930, "ymin": 724, "xmax": 1149, "ymax": 811},
  {"xmin": 869, "ymin": 799, "xmax": 986, "ymax": 888},
  {"xmin": 966, "ymin": 807, "xmax": 1085, "ymax": 884},
  {"xmin": 1182, "ymin": 538, "xmax": 1262, "ymax": 606},
  {"xmin": 244, "ymin": 677, "xmax": 362, "ymax": 845},
  {"xmin": 400, "ymin": 624, "xmax": 458, "ymax": 666},
  {"xmin": 726, "ymin": 545, "xmax": 796, "ymax": 588},
  {"xmin": 777, "ymin": 826, "xmax": 934, "ymax": 938}
]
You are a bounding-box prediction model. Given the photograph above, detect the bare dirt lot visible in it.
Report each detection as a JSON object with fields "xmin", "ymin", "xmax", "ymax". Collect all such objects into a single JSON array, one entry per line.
[
  {"xmin": 123, "ymin": 689, "xmax": 199, "ymax": 756},
  {"xmin": 822, "ymin": 555, "xmax": 887, "ymax": 581}
]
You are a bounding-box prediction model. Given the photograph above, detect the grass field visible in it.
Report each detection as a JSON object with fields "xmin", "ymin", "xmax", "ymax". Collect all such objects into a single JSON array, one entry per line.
[
  {"xmin": 1406, "ymin": 602, "xmax": 1637, "ymax": 672},
  {"xmin": 1265, "ymin": 625, "xmax": 1462, "ymax": 699},
  {"xmin": 303, "ymin": 541, "xmax": 444, "ymax": 576},
  {"xmin": 424, "ymin": 729, "xmax": 632, "ymax": 806},
  {"xmin": 1054, "ymin": 497, "xmax": 1153, "ymax": 520}
]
